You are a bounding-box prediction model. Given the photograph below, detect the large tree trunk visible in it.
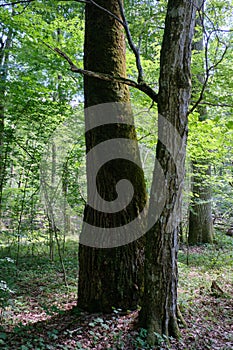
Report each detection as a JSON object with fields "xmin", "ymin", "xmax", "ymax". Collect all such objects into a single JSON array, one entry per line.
[
  {"xmin": 140, "ymin": 0, "xmax": 197, "ymax": 344},
  {"xmin": 78, "ymin": 0, "xmax": 147, "ymax": 313},
  {"xmin": 188, "ymin": 2, "xmax": 213, "ymax": 245}
]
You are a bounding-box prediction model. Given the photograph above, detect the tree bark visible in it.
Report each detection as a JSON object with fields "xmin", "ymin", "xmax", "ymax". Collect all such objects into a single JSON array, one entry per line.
[
  {"xmin": 78, "ymin": 0, "xmax": 147, "ymax": 312},
  {"xmin": 140, "ymin": 0, "xmax": 197, "ymax": 343}
]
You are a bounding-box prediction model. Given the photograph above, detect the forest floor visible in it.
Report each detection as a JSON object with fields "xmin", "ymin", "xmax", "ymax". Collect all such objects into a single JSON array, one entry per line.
[{"xmin": 0, "ymin": 233, "xmax": 232, "ymax": 350}]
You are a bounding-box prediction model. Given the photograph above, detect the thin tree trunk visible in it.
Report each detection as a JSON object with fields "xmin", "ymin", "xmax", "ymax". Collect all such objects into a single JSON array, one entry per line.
[
  {"xmin": 0, "ymin": 31, "xmax": 12, "ymax": 219},
  {"xmin": 140, "ymin": 0, "xmax": 197, "ymax": 343},
  {"xmin": 78, "ymin": 0, "xmax": 147, "ymax": 312}
]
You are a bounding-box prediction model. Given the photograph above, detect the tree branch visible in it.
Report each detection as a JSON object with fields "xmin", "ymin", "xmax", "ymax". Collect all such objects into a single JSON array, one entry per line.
[
  {"xmin": 46, "ymin": 45, "xmax": 158, "ymax": 103},
  {"xmin": 82, "ymin": 0, "xmax": 145, "ymax": 84},
  {"xmin": 87, "ymin": 0, "xmax": 124, "ymax": 26},
  {"xmin": 117, "ymin": 0, "xmax": 144, "ymax": 83},
  {"xmin": 188, "ymin": 44, "xmax": 228, "ymax": 115},
  {"xmin": 0, "ymin": 0, "xmax": 34, "ymax": 6},
  {"xmin": 3, "ymin": 0, "xmax": 150, "ymax": 96},
  {"xmin": 188, "ymin": 4, "xmax": 229, "ymax": 116},
  {"xmin": 200, "ymin": 101, "xmax": 233, "ymax": 108}
]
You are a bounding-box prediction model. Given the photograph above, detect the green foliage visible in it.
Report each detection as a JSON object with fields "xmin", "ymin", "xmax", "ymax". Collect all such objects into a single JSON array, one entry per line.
[
  {"xmin": 0, "ymin": 0, "xmax": 86, "ymax": 252},
  {"xmin": 0, "ymin": 257, "xmax": 15, "ymax": 310},
  {"xmin": 1, "ymin": 0, "xmax": 232, "ymax": 253},
  {"xmin": 178, "ymin": 235, "xmax": 233, "ymax": 314},
  {"xmin": 125, "ymin": 0, "xmax": 166, "ymax": 60},
  {"xmin": 0, "ymin": 0, "xmax": 233, "ymax": 347},
  {"xmin": 133, "ymin": 328, "xmax": 157, "ymax": 349}
]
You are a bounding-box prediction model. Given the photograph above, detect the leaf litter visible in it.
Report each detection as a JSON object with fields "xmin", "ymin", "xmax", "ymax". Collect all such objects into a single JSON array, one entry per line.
[{"xmin": 0, "ymin": 244, "xmax": 232, "ymax": 349}]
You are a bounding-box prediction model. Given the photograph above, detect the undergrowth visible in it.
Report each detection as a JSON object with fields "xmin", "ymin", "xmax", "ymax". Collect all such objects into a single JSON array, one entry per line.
[{"xmin": 0, "ymin": 232, "xmax": 232, "ymax": 349}]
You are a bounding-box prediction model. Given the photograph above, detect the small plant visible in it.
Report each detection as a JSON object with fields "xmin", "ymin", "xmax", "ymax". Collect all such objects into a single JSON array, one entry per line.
[
  {"xmin": 112, "ymin": 330, "xmax": 124, "ymax": 349},
  {"xmin": 0, "ymin": 257, "xmax": 17, "ymax": 320},
  {"xmin": 47, "ymin": 329, "xmax": 59, "ymax": 340},
  {"xmin": 0, "ymin": 330, "xmax": 7, "ymax": 348},
  {"xmin": 130, "ymin": 328, "xmax": 152, "ymax": 349},
  {"xmin": 42, "ymin": 304, "xmax": 65, "ymax": 316},
  {"xmin": 0, "ymin": 280, "xmax": 14, "ymax": 311},
  {"xmin": 130, "ymin": 328, "xmax": 167, "ymax": 350}
]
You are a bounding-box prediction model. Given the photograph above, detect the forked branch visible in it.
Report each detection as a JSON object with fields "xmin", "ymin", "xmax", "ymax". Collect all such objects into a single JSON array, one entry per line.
[{"xmin": 80, "ymin": 0, "xmax": 145, "ymax": 83}]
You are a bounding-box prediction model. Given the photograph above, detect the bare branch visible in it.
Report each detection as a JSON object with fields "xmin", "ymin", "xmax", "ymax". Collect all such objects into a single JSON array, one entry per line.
[
  {"xmin": 45, "ymin": 44, "xmax": 158, "ymax": 103},
  {"xmin": 200, "ymin": 101, "xmax": 233, "ymax": 108},
  {"xmin": 188, "ymin": 44, "xmax": 228, "ymax": 115},
  {"xmin": 3, "ymin": 0, "xmax": 157, "ymax": 102},
  {"xmin": 137, "ymin": 132, "xmax": 152, "ymax": 142},
  {"xmin": 188, "ymin": 2, "xmax": 230, "ymax": 115},
  {"xmin": 117, "ymin": 0, "xmax": 144, "ymax": 83},
  {"xmin": 209, "ymin": 44, "xmax": 228, "ymax": 71},
  {"xmin": 204, "ymin": 11, "xmax": 233, "ymax": 34}
]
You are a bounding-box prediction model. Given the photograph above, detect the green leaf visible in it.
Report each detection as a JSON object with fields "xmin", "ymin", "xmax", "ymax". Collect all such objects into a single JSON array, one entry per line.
[
  {"xmin": 226, "ymin": 121, "xmax": 233, "ymax": 130},
  {"xmin": 0, "ymin": 332, "xmax": 7, "ymax": 340}
]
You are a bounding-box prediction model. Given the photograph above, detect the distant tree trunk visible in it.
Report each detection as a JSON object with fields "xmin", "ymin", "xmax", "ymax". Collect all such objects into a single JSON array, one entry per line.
[
  {"xmin": 188, "ymin": 163, "xmax": 214, "ymax": 244},
  {"xmin": 140, "ymin": 0, "xmax": 197, "ymax": 343},
  {"xmin": 0, "ymin": 31, "xmax": 12, "ymax": 219},
  {"xmin": 48, "ymin": 142, "xmax": 56, "ymax": 261},
  {"xmin": 188, "ymin": 1, "xmax": 213, "ymax": 245},
  {"xmin": 78, "ymin": 0, "xmax": 147, "ymax": 312},
  {"xmin": 0, "ymin": 99, "xmax": 4, "ymax": 220}
]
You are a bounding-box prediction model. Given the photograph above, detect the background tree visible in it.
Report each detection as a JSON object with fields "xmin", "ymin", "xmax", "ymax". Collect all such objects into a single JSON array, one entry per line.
[
  {"xmin": 187, "ymin": 0, "xmax": 233, "ymax": 243},
  {"xmin": 188, "ymin": 2, "xmax": 214, "ymax": 244},
  {"xmin": 0, "ymin": 10, "xmax": 12, "ymax": 219}
]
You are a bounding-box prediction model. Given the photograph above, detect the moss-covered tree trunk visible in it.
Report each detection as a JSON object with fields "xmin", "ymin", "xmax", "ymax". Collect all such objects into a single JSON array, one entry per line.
[
  {"xmin": 78, "ymin": 0, "xmax": 147, "ymax": 312},
  {"xmin": 188, "ymin": 2, "xmax": 213, "ymax": 245},
  {"xmin": 139, "ymin": 0, "xmax": 197, "ymax": 343}
]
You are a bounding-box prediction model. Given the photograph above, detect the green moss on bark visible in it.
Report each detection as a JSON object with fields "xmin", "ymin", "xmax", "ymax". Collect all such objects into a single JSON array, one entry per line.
[{"xmin": 78, "ymin": 0, "xmax": 147, "ymax": 313}]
